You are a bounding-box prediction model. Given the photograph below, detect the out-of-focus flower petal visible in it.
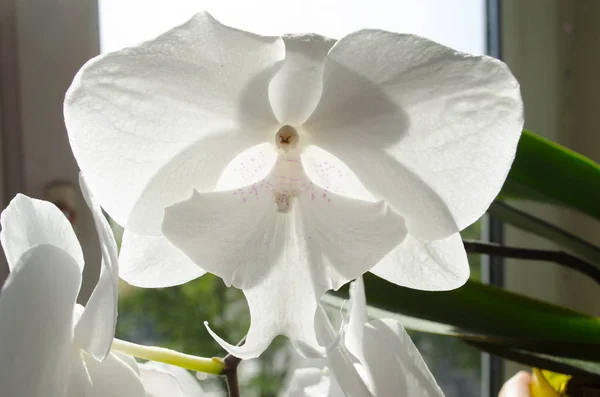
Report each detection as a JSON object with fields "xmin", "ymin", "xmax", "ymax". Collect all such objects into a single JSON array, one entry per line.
[
  {"xmin": 74, "ymin": 175, "xmax": 120, "ymax": 360},
  {"xmin": 139, "ymin": 363, "xmax": 185, "ymax": 397},
  {"xmin": 345, "ymin": 277, "xmax": 367, "ymax": 363},
  {"xmin": 269, "ymin": 34, "xmax": 335, "ymax": 125},
  {"xmin": 112, "ymin": 352, "xmax": 141, "ymax": 375},
  {"xmin": 361, "ymin": 318, "xmax": 444, "ymax": 397},
  {"xmin": 0, "ymin": 245, "xmax": 82, "ymax": 397},
  {"xmin": 370, "ymin": 233, "xmax": 469, "ymax": 291},
  {"xmin": 305, "ymin": 30, "xmax": 523, "ymax": 239},
  {"xmin": 119, "ymin": 230, "xmax": 205, "ymax": 288},
  {"xmin": 66, "ymin": 351, "xmax": 89, "ymax": 397},
  {"xmin": 314, "ymin": 305, "xmax": 374, "ymax": 397},
  {"xmin": 284, "ymin": 367, "xmax": 342, "ymax": 397},
  {"xmin": 0, "ymin": 194, "xmax": 83, "ymax": 271},
  {"xmin": 140, "ymin": 362, "xmax": 205, "ymax": 397},
  {"xmin": 64, "ymin": 12, "xmax": 285, "ymax": 234},
  {"xmin": 82, "ymin": 352, "xmax": 146, "ymax": 397}
]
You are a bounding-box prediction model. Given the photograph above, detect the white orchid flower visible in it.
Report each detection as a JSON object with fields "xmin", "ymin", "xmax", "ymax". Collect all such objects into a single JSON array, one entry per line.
[
  {"xmin": 0, "ymin": 175, "xmax": 144, "ymax": 397},
  {"xmin": 64, "ymin": 12, "xmax": 523, "ymax": 358},
  {"xmin": 139, "ymin": 362, "xmax": 211, "ymax": 397},
  {"xmin": 284, "ymin": 277, "xmax": 444, "ymax": 397}
]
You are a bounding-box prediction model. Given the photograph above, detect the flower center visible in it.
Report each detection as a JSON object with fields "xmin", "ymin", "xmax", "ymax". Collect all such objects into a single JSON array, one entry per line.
[
  {"xmin": 272, "ymin": 125, "xmax": 306, "ymax": 212},
  {"xmin": 275, "ymin": 125, "xmax": 299, "ymax": 152},
  {"xmin": 271, "ymin": 151, "xmax": 308, "ymax": 213}
]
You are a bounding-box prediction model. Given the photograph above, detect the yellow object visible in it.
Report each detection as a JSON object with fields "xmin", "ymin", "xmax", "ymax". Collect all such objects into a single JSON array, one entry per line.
[
  {"xmin": 111, "ymin": 338, "xmax": 226, "ymax": 375},
  {"xmin": 530, "ymin": 368, "xmax": 572, "ymax": 397}
]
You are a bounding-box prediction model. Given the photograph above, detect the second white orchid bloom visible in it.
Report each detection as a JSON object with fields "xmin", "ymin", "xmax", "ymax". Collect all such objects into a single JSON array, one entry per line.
[
  {"xmin": 64, "ymin": 12, "xmax": 523, "ymax": 358},
  {"xmin": 0, "ymin": 176, "xmax": 144, "ymax": 397},
  {"xmin": 139, "ymin": 362, "xmax": 210, "ymax": 397},
  {"xmin": 284, "ymin": 277, "xmax": 445, "ymax": 397}
]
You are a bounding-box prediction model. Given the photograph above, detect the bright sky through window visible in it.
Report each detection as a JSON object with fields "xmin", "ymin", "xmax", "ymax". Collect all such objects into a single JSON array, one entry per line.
[{"xmin": 99, "ymin": 0, "xmax": 485, "ymax": 55}]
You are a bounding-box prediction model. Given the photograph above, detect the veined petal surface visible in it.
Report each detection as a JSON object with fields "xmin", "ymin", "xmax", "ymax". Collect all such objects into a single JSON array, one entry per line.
[
  {"xmin": 65, "ymin": 11, "xmax": 285, "ymax": 234},
  {"xmin": 165, "ymin": 181, "xmax": 405, "ymax": 358},
  {"xmin": 0, "ymin": 245, "xmax": 82, "ymax": 397},
  {"xmin": 119, "ymin": 230, "xmax": 205, "ymax": 287},
  {"xmin": 370, "ymin": 232, "xmax": 469, "ymax": 291},
  {"xmin": 305, "ymin": 30, "xmax": 523, "ymax": 239},
  {"xmin": 0, "ymin": 194, "xmax": 83, "ymax": 271},
  {"xmin": 74, "ymin": 175, "xmax": 120, "ymax": 360}
]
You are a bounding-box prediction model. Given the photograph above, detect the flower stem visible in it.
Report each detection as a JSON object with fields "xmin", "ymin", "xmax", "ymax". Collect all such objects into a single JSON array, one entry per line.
[
  {"xmin": 223, "ymin": 353, "xmax": 242, "ymax": 397},
  {"xmin": 111, "ymin": 338, "xmax": 226, "ymax": 375}
]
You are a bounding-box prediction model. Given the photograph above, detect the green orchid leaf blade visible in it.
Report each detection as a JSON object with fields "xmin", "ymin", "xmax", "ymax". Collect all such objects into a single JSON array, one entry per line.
[
  {"xmin": 332, "ymin": 274, "xmax": 600, "ymax": 360},
  {"xmin": 488, "ymin": 201, "xmax": 600, "ymax": 267},
  {"xmin": 464, "ymin": 339, "xmax": 600, "ymax": 380},
  {"xmin": 501, "ymin": 130, "xmax": 600, "ymax": 220}
]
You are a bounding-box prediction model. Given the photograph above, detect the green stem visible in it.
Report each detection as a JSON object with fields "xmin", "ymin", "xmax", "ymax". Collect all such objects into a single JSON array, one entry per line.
[{"xmin": 111, "ymin": 338, "xmax": 225, "ymax": 375}]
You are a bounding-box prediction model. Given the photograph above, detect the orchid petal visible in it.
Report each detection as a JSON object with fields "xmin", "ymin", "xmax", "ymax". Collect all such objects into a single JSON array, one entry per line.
[
  {"xmin": 305, "ymin": 31, "xmax": 522, "ymax": 239},
  {"xmin": 345, "ymin": 277, "xmax": 367, "ymax": 363},
  {"xmin": 139, "ymin": 363, "xmax": 185, "ymax": 397},
  {"xmin": 75, "ymin": 175, "xmax": 119, "ymax": 360},
  {"xmin": 314, "ymin": 305, "xmax": 374, "ymax": 397},
  {"xmin": 113, "ymin": 352, "xmax": 141, "ymax": 375},
  {"xmin": 297, "ymin": 186, "xmax": 406, "ymax": 287},
  {"xmin": 370, "ymin": 233, "xmax": 469, "ymax": 291},
  {"xmin": 162, "ymin": 186, "xmax": 281, "ymax": 289},
  {"xmin": 140, "ymin": 362, "xmax": 205, "ymax": 397},
  {"xmin": 166, "ymin": 179, "xmax": 405, "ymax": 358},
  {"xmin": 203, "ymin": 202, "xmax": 319, "ymax": 359},
  {"xmin": 269, "ymin": 34, "xmax": 335, "ymax": 125},
  {"xmin": 0, "ymin": 194, "xmax": 83, "ymax": 271},
  {"xmin": 215, "ymin": 142, "xmax": 278, "ymax": 191},
  {"xmin": 301, "ymin": 145, "xmax": 374, "ymax": 202},
  {"xmin": 82, "ymin": 352, "xmax": 146, "ymax": 397},
  {"xmin": 361, "ymin": 318, "xmax": 444, "ymax": 397},
  {"xmin": 286, "ymin": 368, "xmax": 340, "ymax": 397},
  {"xmin": 119, "ymin": 230, "xmax": 205, "ymax": 288},
  {"xmin": 65, "ymin": 11, "xmax": 285, "ymax": 234},
  {"xmin": 66, "ymin": 352, "xmax": 90, "ymax": 397},
  {"xmin": 0, "ymin": 245, "xmax": 81, "ymax": 397},
  {"xmin": 206, "ymin": 257, "xmax": 320, "ymax": 359},
  {"xmin": 285, "ymin": 367, "xmax": 325, "ymax": 397}
]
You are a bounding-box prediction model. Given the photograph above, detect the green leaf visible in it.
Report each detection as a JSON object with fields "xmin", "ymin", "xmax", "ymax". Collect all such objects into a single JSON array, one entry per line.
[
  {"xmin": 464, "ymin": 340, "xmax": 600, "ymax": 380},
  {"xmin": 501, "ymin": 130, "xmax": 600, "ymax": 221},
  {"xmin": 488, "ymin": 201, "xmax": 600, "ymax": 270},
  {"xmin": 331, "ymin": 274, "xmax": 600, "ymax": 361}
]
